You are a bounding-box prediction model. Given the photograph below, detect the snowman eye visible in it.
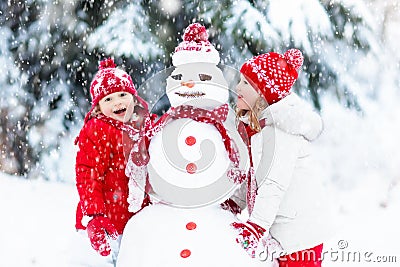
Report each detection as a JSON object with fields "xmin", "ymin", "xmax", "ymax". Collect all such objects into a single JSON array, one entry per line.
[
  {"xmin": 171, "ymin": 74, "xmax": 183, "ymax": 80},
  {"xmin": 199, "ymin": 74, "xmax": 212, "ymax": 81}
]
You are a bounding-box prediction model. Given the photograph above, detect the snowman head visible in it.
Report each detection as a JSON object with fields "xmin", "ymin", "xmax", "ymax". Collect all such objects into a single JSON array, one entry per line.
[
  {"xmin": 167, "ymin": 23, "xmax": 229, "ymax": 110},
  {"xmin": 166, "ymin": 63, "xmax": 229, "ymax": 109}
]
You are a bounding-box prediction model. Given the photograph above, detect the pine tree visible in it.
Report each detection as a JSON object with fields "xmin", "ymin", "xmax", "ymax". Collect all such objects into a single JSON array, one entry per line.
[
  {"xmin": 84, "ymin": 1, "xmax": 165, "ymax": 111},
  {"xmin": 0, "ymin": 0, "xmax": 395, "ymax": 179},
  {"xmin": 0, "ymin": 20, "xmax": 24, "ymax": 175},
  {"xmin": 0, "ymin": 1, "xmax": 170, "ymax": 178},
  {"xmin": 190, "ymin": 0, "xmax": 383, "ymax": 110},
  {"xmin": 0, "ymin": 0, "xmax": 127, "ymax": 178},
  {"xmin": 1, "ymin": 0, "xmax": 42, "ymax": 176}
]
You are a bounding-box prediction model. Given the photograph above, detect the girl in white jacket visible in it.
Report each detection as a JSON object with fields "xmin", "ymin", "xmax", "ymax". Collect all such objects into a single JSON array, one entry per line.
[{"xmin": 232, "ymin": 49, "xmax": 331, "ymax": 267}]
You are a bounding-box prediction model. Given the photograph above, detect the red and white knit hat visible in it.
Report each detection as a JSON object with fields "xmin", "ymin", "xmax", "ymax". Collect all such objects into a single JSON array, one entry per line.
[
  {"xmin": 240, "ymin": 49, "xmax": 304, "ymax": 104},
  {"xmin": 172, "ymin": 23, "xmax": 220, "ymax": 66},
  {"xmin": 84, "ymin": 58, "xmax": 148, "ymax": 122}
]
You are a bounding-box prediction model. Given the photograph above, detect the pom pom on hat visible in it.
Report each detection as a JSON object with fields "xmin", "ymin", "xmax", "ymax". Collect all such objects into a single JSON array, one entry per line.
[
  {"xmin": 183, "ymin": 23, "xmax": 208, "ymax": 42},
  {"xmin": 99, "ymin": 57, "xmax": 116, "ymax": 70},
  {"xmin": 240, "ymin": 49, "xmax": 304, "ymax": 104},
  {"xmin": 172, "ymin": 23, "xmax": 220, "ymax": 66},
  {"xmin": 284, "ymin": 49, "xmax": 304, "ymax": 72}
]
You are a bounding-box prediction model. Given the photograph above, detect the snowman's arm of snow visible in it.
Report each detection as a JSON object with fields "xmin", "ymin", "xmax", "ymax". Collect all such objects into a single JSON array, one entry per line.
[
  {"xmin": 76, "ymin": 122, "xmax": 111, "ymax": 216},
  {"xmin": 126, "ymin": 162, "xmax": 148, "ymax": 213},
  {"xmin": 229, "ymin": 182, "xmax": 247, "ymax": 211},
  {"xmin": 249, "ymin": 127, "xmax": 302, "ymax": 230}
]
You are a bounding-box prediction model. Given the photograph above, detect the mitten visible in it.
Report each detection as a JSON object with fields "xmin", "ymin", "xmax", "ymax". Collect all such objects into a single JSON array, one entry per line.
[
  {"xmin": 231, "ymin": 220, "xmax": 266, "ymax": 258},
  {"xmin": 220, "ymin": 198, "xmax": 242, "ymax": 216},
  {"xmin": 86, "ymin": 215, "xmax": 118, "ymax": 256}
]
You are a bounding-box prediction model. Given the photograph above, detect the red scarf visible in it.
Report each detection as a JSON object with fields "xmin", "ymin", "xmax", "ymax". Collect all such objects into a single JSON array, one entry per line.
[
  {"xmin": 241, "ymin": 118, "xmax": 267, "ymax": 215},
  {"xmin": 125, "ymin": 104, "xmax": 249, "ymax": 212},
  {"xmin": 130, "ymin": 104, "xmax": 247, "ymax": 185}
]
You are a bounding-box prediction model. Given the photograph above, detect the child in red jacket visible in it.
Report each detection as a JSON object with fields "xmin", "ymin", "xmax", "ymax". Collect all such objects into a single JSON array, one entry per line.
[{"xmin": 74, "ymin": 58, "xmax": 152, "ymax": 259}]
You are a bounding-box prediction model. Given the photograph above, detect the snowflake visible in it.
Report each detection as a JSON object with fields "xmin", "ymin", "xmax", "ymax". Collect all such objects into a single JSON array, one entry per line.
[
  {"xmin": 265, "ymin": 78, "xmax": 280, "ymax": 94},
  {"xmin": 277, "ymin": 90, "xmax": 289, "ymax": 99},
  {"xmin": 251, "ymin": 63, "xmax": 267, "ymax": 81},
  {"xmin": 107, "ymin": 78, "xmax": 116, "ymax": 85}
]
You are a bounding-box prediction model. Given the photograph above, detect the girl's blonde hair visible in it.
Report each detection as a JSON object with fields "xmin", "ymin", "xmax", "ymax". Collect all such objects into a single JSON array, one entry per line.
[{"xmin": 236, "ymin": 96, "xmax": 267, "ymax": 133}]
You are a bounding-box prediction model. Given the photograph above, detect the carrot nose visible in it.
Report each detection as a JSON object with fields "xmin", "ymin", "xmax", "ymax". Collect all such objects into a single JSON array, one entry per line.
[{"xmin": 181, "ymin": 80, "xmax": 195, "ymax": 88}]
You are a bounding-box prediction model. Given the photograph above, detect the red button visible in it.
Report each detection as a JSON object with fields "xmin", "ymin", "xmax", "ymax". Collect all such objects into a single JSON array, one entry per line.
[
  {"xmin": 186, "ymin": 163, "xmax": 197, "ymax": 174},
  {"xmin": 185, "ymin": 136, "xmax": 196, "ymax": 146},
  {"xmin": 186, "ymin": 222, "xmax": 197, "ymax": 230},
  {"xmin": 180, "ymin": 249, "xmax": 191, "ymax": 258}
]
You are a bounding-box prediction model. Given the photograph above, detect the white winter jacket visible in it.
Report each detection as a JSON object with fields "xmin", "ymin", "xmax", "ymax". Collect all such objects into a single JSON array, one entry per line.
[{"xmin": 244, "ymin": 93, "xmax": 331, "ymax": 254}]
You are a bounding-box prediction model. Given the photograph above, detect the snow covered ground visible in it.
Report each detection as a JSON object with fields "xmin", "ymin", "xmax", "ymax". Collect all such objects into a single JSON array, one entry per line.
[
  {"xmin": 1, "ymin": 93, "xmax": 400, "ymax": 266},
  {"xmin": 0, "ymin": 176, "xmax": 77, "ymax": 267},
  {"xmin": 315, "ymin": 91, "xmax": 400, "ymax": 266}
]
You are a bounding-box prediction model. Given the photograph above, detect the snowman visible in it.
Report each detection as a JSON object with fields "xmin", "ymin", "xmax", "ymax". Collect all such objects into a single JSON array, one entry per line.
[{"xmin": 117, "ymin": 24, "xmax": 274, "ymax": 267}]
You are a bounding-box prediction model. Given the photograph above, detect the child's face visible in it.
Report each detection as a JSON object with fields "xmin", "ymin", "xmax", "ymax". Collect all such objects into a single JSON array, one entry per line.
[
  {"xmin": 236, "ymin": 74, "xmax": 260, "ymax": 111},
  {"xmin": 98, "ymin": 91, "xmax": 136, "ymax": 122}
]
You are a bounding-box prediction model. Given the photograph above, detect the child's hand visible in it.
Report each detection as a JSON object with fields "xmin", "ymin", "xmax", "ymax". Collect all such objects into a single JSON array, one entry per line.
[
  {"xmin": 231, "ymin": 220, "xmax": 266, "ymax": 258},
  {"xmin": 86, "ymin": 215, "xmax": 118, "ymax": 256}
]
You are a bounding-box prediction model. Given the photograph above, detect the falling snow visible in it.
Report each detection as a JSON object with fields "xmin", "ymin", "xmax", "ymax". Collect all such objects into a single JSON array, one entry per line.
[{"xmin": 0, "ymin": 0, "xmax": 400, "ymax": 266}]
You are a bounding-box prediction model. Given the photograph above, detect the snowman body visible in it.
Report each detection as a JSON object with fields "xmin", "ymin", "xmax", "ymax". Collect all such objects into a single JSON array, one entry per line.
[
  {"xmin": 117, "ymin": 63, "xmax": 271, "ymax": 266},
  {"xmin": 143, "ymin": 62, "xmax": 248, "ymax": 207},
  {"xmin": 117, "ymin": 204, "xmax": 271, "ymax": 267}
]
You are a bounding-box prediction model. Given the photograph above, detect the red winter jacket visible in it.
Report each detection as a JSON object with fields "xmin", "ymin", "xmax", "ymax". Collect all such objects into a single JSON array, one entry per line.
[{"xmin": 75, "ymin": 117, "xmax": 141, "ymax": 234}]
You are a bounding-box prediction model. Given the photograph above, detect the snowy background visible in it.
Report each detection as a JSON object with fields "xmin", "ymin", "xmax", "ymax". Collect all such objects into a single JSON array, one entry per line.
[
  {"xmin": 1, "ymin": 91, "xmax": 400, "ymax": 267},
  {"xmin": 1, "ymin": 0, "xmax": 400, "ymax": 266}
]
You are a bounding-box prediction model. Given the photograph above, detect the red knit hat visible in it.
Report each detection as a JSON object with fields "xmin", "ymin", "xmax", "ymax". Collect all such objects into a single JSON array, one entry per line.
[
  {"xmin": 172, "ymin": 23, "xmax": 220, "ymax": 66},
  {"xmin": 84, "ymin": 58, "xmax": 148, "ymax": 122},
  {"xmin": 240, "ymin": 49, "xmax": 304, "ymax": 104}
]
